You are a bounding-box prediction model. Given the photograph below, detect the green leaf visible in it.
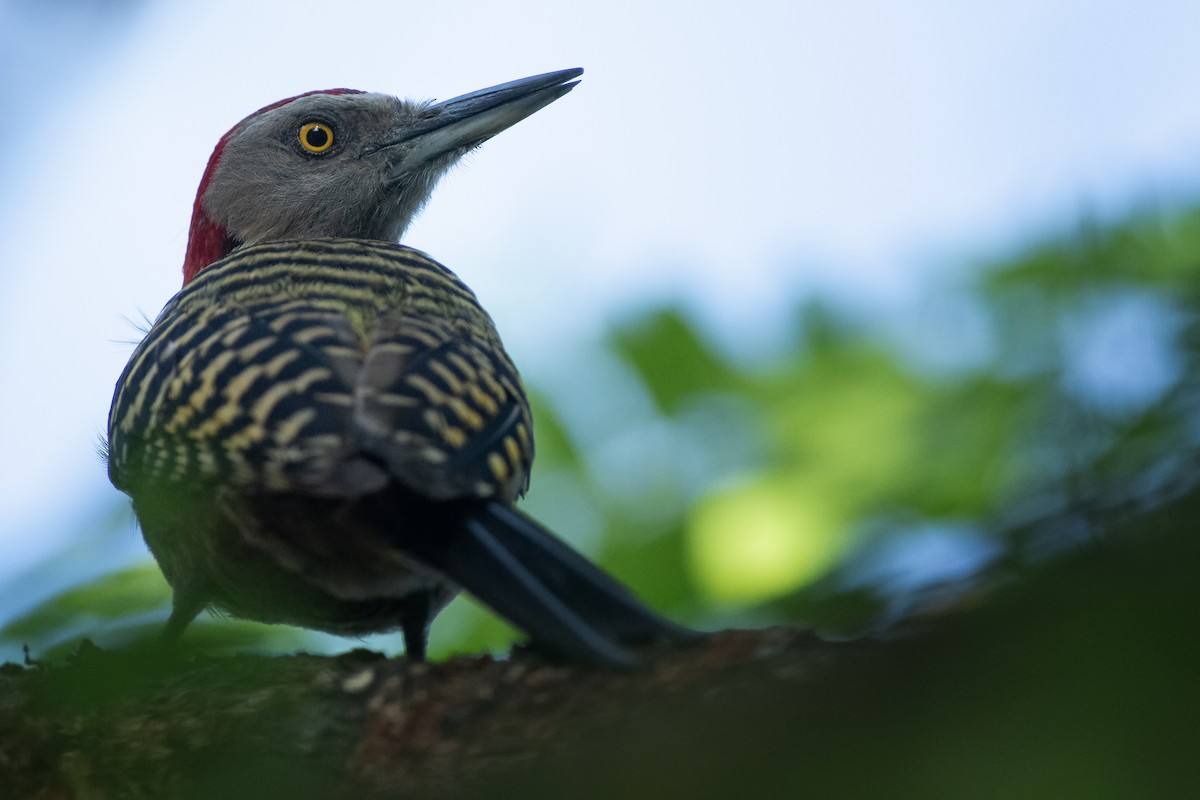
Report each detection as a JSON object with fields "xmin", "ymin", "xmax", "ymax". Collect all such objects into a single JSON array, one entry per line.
[{"xmin": 609, "ymin": 307, "xmax": 737, "ymax": 414}]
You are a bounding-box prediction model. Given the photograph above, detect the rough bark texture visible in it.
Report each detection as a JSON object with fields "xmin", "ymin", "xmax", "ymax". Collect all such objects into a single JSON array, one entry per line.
[
  {"xmin": 2, "ymin": 484, "xmax": 1198, "ymax": 799},
  {"xmin": 0, "ymin": 628, "xmax": 858, "ymax": 799}
]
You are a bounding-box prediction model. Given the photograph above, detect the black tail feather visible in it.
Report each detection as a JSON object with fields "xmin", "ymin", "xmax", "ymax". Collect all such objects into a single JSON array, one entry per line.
[
  {"xmin": 462, "ymin": 517, "xmax": 637, "ymax": 666},
  {"xmin": 479, "ymin": 503, "xmax": 700, "ymax": 645},
  {"xmin": 401, "ymin": 500, "xmax": 697, "ymax": 666}
]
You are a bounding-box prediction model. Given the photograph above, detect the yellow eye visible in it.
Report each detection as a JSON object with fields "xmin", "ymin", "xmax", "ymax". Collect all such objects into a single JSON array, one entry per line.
[{"xmin": 299, "ymin": 122, "xmax": 335, "ymax": 154}]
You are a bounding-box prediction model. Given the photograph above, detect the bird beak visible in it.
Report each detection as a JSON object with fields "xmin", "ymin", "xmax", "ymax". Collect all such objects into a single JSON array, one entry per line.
[{"xmin": 384, "ymin": 68, "xmax": 583, "ymax": 180}]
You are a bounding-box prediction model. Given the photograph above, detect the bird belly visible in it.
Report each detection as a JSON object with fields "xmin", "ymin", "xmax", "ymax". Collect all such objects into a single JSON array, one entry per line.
[{"xmin": 135, "ymin": 487, "xmax": 458, "ymax": 636}]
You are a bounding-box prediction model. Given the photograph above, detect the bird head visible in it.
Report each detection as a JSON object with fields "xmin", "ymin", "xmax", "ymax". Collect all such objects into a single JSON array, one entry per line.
[{"xmin": 182, "ymin": 68, "xmax": 583, "ymax": 284}]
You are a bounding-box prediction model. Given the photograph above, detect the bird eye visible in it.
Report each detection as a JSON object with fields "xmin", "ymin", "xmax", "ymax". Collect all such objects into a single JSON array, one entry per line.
[{"xmin": 298, "ymin": 121, "xmax": 335, "ymax": 154}]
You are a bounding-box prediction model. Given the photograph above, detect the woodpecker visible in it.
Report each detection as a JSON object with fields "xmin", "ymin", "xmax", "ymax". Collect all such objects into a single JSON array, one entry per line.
[{"xmin": 106, "ymin": 68, "xmax": 694, "ymax": 666}]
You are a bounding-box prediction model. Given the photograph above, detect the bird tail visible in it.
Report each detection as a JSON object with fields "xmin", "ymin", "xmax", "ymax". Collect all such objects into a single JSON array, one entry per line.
[{"xmin": 405, "ymin": 501, "xmax": 699, "ymax": 667}]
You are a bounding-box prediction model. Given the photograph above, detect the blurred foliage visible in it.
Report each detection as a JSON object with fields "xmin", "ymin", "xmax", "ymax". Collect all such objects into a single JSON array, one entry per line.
[{"xmin": 2, "ymin": 203, "xmax": 1198, "ymax": 663}]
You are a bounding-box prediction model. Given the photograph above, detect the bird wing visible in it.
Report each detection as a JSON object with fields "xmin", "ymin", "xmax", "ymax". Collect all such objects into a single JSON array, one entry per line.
[
  {"xmin": 353, "ymin": 308, "xmax": 533, "ymax": 501},
  {"xmin": 106, "ymin": 289, "xmax": 378, "ymax": 499},
  {"xmin": 108, "ymin": 239, "xmax": 533, "ymax": 505}
]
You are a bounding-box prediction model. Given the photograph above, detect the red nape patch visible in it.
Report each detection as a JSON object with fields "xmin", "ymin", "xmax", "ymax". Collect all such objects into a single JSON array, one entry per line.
[{"xmin": 181, "ymin": 88, "xmax": 366, "ymax": 286}]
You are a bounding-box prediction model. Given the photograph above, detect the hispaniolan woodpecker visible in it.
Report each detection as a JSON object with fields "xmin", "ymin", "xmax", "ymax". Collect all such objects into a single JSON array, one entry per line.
[{"xmin": 106, "ymin": 68, "xmax": 694, "ymax": 666}]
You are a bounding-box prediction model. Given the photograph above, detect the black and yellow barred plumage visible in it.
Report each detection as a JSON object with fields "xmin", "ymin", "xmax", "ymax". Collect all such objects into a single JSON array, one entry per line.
[
  {"xmin": 107, "ymin": 70, "xmax": 695, "ymax": 666},
  {"xmin": 108, "ymin": 239, "xmax": 690, "ymax": 664},
  {"xmin": 110, "ymin": 238, "xmax": 532, "ymax": 504}
]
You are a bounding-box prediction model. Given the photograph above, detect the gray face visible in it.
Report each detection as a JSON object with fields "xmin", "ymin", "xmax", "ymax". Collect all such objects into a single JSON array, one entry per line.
[
  {"xmin": 193, "ymin": 69, "xmax": 582, "ymax": 262},
  {"xmin": 202, "ymin": 92, "xmax": 455, "ymax": 247}
]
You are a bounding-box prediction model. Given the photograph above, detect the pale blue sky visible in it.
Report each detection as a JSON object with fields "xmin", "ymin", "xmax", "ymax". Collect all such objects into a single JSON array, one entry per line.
[{"xmin": 2, "ymin": 0, "xmax": 1199, "ymax": 590}]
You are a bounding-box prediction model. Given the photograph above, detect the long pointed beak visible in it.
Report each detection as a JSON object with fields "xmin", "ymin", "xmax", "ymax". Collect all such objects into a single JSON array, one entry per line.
[{"xmin": 385, "ymin": 68, "xmax": 583, "ymax": 179}]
